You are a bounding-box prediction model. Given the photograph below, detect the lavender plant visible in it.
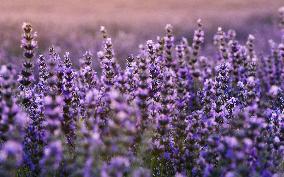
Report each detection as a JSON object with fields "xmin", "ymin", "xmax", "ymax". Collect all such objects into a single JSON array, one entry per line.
[{"xmin": 0, "ymin": 7, "xmax": 284, "ymax": 177}]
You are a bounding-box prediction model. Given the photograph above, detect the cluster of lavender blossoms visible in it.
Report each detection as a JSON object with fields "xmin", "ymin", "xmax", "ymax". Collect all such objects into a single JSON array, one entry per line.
[{"xmin": 0, "ymin": 8, "xmax": 284, "ymax": 177}]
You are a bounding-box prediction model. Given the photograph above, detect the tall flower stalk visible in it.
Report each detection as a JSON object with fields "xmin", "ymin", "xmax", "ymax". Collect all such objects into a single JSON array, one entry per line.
[{"xmin": 19, "ymin": 23, "xmax": 37, "ymax": 108}]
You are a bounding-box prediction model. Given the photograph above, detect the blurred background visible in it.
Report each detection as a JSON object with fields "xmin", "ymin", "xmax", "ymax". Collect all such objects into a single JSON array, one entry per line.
[{"xmin": 0, "ymin": 0, "xmax": 283, "ymax": 65}]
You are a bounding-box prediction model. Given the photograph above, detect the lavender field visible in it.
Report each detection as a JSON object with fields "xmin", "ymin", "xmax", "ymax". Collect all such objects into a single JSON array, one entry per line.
[{"xmin": 0, "ymin": 1, "xmax": 284, "ymax": 177}]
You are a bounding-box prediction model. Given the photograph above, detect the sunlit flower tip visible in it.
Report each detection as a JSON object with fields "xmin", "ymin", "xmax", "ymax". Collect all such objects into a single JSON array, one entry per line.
[
  {"xmin": 165, "ymin": 24, "xmax": 173, "ymax": 32},
  {"xmin": 22, "ymin": 22, "xmax": 32, "ymax": 32},
  {"xmin": 181, "ymin": 38, "xmax": 188, "ymax": 48},
  {"xmin": 97, "ymin": 51, "xmax": 104, "ymax": 58},
  {"xmin": 156, "ymin": 36, "xmax": 162, "ymax": 41},
  {"xmin": 139, "ymin": 44, "xmax": 144, "ymax": 50},
  {"xmin": 64, "ymin": 52, "xmax": 70, "ymax": 58},
  {"xmin": 146, "ymin": 40, "xmax": 154, "ymax": 46},
  {"xmin": 248, "ymin": 34, "xmax": 255, "ymax": 41},
  {"xmin": 83, "ymin": 50, "xmax": 92, "ymax": 57},
  {"xmin": 279, "ymin": 6, "xmax": 284, "ymax": 14},
  {"xmin": 105, "ymin": 37, "xmax": 112, "ymax": 44},
  {"xmin": 100, "ymin": 26, "xmax": 106, "ymax": 32},
  {"xmin": 269, "ymin": 85, "xmax": 280, "ymax": 97},
  {"xmin": 246, "ymin": 76, "xmax": 255, "ymax": 84},
  {"xmin": 274, "ymin": 136, "xmax": 280, "ymax": 143},
  {"xmin": 227, "ymin": 29, "xmax": 236, "ymax": 38},
  {"xmin": 197, "ymin": 18, "xmax": 202, "ymax": 26},
  {"xmin": 278, "ymin": 43, "xmax": 284, "ymax": 50},
  {"xmin": 0, "ymin": 65, "xmax": 8, "ymax": 75}
]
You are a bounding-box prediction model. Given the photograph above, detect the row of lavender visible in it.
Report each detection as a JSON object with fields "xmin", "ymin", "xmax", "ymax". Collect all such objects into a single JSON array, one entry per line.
[{"xmin": 0, "ymin": 8, "xmax": 284, "ymax": 177}]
